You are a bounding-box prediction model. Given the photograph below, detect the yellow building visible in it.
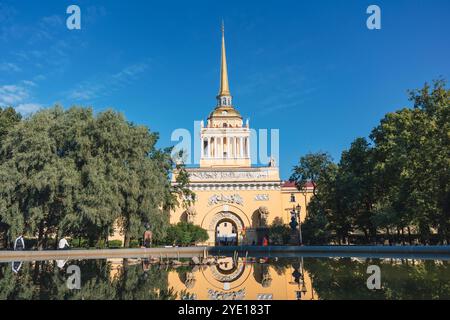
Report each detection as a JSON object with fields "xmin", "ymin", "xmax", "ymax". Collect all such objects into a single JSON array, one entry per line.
[{"xmin": 170, "ymin": 25, "xmax": 313, "ymax": 246}]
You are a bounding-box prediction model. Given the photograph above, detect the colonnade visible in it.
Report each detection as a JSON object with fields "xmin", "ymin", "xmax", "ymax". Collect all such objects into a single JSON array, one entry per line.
[{"xmin": 202, "ymin": 136, "xmax": 250, "ymax": 159}]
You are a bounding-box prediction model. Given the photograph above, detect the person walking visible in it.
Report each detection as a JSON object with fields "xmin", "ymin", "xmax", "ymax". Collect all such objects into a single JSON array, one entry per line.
[{"xmin": 143, "ymin": 224, "xmax": 153, "ymax": 248}]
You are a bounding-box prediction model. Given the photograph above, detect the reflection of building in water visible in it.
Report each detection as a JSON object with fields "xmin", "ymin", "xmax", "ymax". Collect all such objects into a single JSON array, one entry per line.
[
  {"xmin": 168, "ymin": 257, "xmax": 318, "ymax": 300},
  {"xmin": 167, "ymin": 24, "xmax": 314, "ymax": 246}
]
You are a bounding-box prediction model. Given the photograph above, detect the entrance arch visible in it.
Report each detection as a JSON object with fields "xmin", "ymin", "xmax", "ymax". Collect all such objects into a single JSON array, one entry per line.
[
  {"xmin": 209, "ymin": 211, "xmax": 244, "ymax": 246},
  {"xmin": 201, "ymin": 204, "xmax": 250, "ymax": 246},
  {"xmin": 215, "ymin": 219, "xmax": 238, "ymax": 246}
]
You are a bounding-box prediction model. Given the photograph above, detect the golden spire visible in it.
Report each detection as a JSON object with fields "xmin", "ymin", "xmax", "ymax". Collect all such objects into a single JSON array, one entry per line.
[{"xmin": 218, "ymin": 20, "xmax": 231, "ymax": 96}]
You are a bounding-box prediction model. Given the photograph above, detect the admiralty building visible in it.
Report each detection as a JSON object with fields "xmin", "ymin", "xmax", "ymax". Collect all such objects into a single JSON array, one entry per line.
[{"xmin": 170, "ymin": 25, "xmax": 313, "ymax": 246}]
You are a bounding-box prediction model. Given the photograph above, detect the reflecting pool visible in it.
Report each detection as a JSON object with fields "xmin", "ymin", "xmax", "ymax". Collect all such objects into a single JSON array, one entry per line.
[{"xmin": 1, "ymin": 256, "xmax": 450, "ymax": 300}]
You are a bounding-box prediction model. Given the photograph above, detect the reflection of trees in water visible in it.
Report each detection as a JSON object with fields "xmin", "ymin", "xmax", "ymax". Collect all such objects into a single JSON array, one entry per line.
[
  {"xmin": 253, "ymin": 263, "xmax": 272, "ymax": 288},
  {"xmin": 0, "ymin": 260, "xmax": 115, "ymax": 300},
  {"xmin": 114, "ymin": 259, "xmax": 175, "ymax": 300},
  {"xmin": 304, "ymin": 258, "xmax": 450, "ymax": 300},
  {"xmin": 267, "ymin": 258, "xmax": 292, "ymax": 276},
  {"xmin": 0, "ymin": 259, "xmax": 175, "ymax": 300}
]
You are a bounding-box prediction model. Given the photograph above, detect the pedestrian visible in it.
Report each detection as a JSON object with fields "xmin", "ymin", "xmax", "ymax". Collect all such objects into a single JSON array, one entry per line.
[
  {"xmin": 58, "ymin": 237, "xmax": 70, "ymax": 250},
  {"xmin": 143, "ymin": 224, "xmax": 152, "ymax": 248},
  {"xmin": 262, "ymin": 235, "xmax": 269, "ymax": 246}
]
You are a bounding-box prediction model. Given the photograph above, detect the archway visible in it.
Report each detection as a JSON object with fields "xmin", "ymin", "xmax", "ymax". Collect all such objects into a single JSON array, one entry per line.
[
  {"xmin": 209, "ymin": 211, "xmax": 244, "ymax": 246},
  {"xmin": 215, "ymin": 218, "xmax": 238, "ymax": 246}
]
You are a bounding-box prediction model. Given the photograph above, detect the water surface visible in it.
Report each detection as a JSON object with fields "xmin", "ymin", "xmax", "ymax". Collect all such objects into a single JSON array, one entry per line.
[{"xmin": 1, "ymin": 256, "xmax": 449, "ymax": 300}]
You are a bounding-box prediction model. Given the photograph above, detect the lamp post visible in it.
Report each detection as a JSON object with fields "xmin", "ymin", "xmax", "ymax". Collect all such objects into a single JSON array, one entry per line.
[{"xmin": 295, "ymin": 204, "xmax": 303, "ymax": 245}]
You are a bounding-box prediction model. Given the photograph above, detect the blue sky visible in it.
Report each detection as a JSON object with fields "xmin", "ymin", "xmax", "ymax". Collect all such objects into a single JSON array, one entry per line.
[{"xmin": 1, "ymin": 0, "xmax": 449, "ymax": 179}]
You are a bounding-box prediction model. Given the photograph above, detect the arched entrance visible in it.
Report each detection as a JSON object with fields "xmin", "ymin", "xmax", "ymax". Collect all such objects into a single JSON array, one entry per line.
[
  {"xmin": 215, "ymin": 219, "xmax": 238, "ymax": 246},
  {"xmin": 209, "ymin": 211, "xmax": 244, "ymax": 246}
]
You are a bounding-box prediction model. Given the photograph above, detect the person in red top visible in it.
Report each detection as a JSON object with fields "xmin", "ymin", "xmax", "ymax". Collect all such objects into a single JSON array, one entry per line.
[{"xmin": 262, "ymin": 235, "xmax": 269, "ymax": 246}]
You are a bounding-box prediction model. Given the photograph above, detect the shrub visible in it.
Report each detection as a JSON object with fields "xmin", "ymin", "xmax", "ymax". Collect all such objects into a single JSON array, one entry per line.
[
  {"xmin": 108, "ymin": 240, "xmax": 123, "ymax": 248},
  {"xmin": 268, "ymin": 218, "xmax": 291, "ymax": 245},
  {"xmin": 165, "ymin": 222, "xmax": 208, "ymax": 246}
]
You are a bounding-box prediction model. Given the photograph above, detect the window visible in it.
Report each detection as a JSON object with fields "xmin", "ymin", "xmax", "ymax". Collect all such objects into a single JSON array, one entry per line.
[{"xmin": 290, "ymin": 194, "xmax": 296, "ymax": 203}]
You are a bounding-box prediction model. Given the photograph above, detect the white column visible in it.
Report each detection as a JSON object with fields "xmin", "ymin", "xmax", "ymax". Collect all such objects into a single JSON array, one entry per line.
[
  {"xmin": 214, "ymin": 137, "xmax": 219, "ymax": 159},
  {"xmin": 233, "ymin": 137, "xmax": 237, "ymax": 159},
  {"xmin": 208, "ymin": 137, "xmax": 211, "ymax": 158},
  {"xmin": 246, "ymin": 137, "xmax": 250, "ymax": 158},
  {"xmin": 240, "ymin": 137, "xmax": 243, "ymax": 158},
  {"xmin": 202, "ymin": 138, "xmax": 205, "ymax": 157},
  {"xmin": 228, "ymin": 137, "xmax": 231, "ymax": 158}
]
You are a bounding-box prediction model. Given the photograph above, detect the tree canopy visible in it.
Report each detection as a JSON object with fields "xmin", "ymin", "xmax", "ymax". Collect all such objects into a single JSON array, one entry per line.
[
  {"xmin": 0, "ymin": 106, "xmax": 190, "ymax": 248},
  {"xmin": 292, "ymin": 80, "xmax": 450, "ymax": 245}
]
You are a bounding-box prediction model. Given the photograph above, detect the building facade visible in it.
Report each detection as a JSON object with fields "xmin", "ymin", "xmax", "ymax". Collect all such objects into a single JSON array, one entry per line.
[{"xmin": 170, "ymin": 26, "xmax": 313, "ymax": 246}]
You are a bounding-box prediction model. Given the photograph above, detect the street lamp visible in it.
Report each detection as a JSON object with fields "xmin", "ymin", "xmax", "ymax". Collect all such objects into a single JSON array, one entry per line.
[{"xmin": 295, "ymin": 205, "xmax": 303, "ymax": 245}]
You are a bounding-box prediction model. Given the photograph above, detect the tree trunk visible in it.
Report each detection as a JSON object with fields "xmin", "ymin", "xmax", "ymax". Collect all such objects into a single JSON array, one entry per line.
[
  {"xmin": 363, "ymin": 229, "xmax": 369, "ymax": 243},
  {"xmin": 37, "ymin": 223, "xmax": 45, "ymax": 250},
  {"xmin": 124, "ymin": 233, "xmax": 131, "ymax": 248},
  {"xmin": 54, "ymin": 229, "xmax": 59, "ymax": 250},
  {"xmin": 33, "ymin": 261, "xmax": 41, "ymax": 281},
  {"xmin": 407, "ymin": 226, "xmax": 412, "ymax": 245}
]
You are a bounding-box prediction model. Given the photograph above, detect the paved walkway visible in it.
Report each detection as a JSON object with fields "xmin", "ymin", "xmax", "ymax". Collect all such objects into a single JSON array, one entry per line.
[{"xmin": 0, "ymin": 245, "xmax": 449, "ymax": 262}]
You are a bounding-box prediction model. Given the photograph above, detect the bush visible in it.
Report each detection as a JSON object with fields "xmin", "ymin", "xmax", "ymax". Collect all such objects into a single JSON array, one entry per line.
[
  {"xmin": 268, "ymin": 218, "xmax": 291, "ymax": 245},
  {"xmin": 108, "ymin": 240, "xmax": 123, "ymax": 248},
  {"xmin": 70, "ymin": 238, "xmax": 90, "ymax": 248},
  {"xmin": 165, "ymin": 222, "xmax": 209, "ymax": 246},
  {"xmin": 129, "ymin": 239, "xmax": 140, "ymax": 248}
]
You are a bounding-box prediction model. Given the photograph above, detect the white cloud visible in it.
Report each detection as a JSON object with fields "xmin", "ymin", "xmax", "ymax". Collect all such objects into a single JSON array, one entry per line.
[
  {"xmin": 21, "ymin": 80, "xmax": 36, "ymax": 87},
  {"xmin": 0, "ymin": 83, "xmax": 43, "ymax": 115},
  {"xmin": 0, "ymin": 84, "xmax": 29, "ymax": 105},
  {"xmin": 0, "ymin": 62, "xmax": 21, "ymax": 72},
  {"xmin": 15, "ymin": 103, "xmax": 42, "ymax": 115},
  {"xmin": 67, "ymin": 62, "xmax": 149, "ymax": 102}
]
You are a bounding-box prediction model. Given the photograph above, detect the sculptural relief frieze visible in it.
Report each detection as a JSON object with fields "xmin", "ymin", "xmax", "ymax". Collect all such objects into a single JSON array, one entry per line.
[
  {"xmin": 208, "ymin": 194, "xmax": 243, "ymax": 206},
  {"xmin": 189, "ymin": 170, "xmax": 269, "ymax": 181},
  {"xmin": 254, "ymin": 194, "xmax": 269, "ymax": 201}
]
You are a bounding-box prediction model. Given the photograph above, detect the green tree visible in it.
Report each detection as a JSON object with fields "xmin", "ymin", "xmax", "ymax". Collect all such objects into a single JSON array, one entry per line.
[
  {"xmin": 336, "ymin": 138, "xmax": 377, "ymax": 242},
  {"xmin": 290, "ymin": 152, "xmax": 333, "ymax": 196},
  {"xmin": 294, "ymin": 79, "xmax": 449, "ymax": 245},
  {"xmin": 371, "ymin": 79, "xmax": 450, "ymax": 243},
  {"xmin": 0, "ymin": 106, "xmax": 21, "ymax": 146},
  {"xmin": 164, "ymin": 222, "xmax": 208, "ymax": 246},
  {"xmin": 0, "ymin": 106, "xmax": 185, "ymax": 248},
  {"xmin": 268, "ymin": 217, "xmax": 291, "ymax": 245}
]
